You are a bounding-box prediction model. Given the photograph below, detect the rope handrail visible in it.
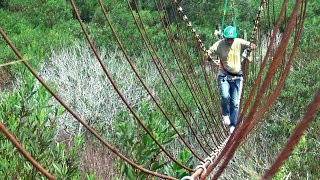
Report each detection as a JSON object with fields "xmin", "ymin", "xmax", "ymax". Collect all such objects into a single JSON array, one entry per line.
[
  {"xmin": 74, "ymin": 0, "xmax": 195, "ymax": 172},
  {"xmin": 263, "ymin": 91, "xmax": 320, "ymax": 179},
  {"xmin": 173, "ymin": 2, "xmax": 228, "ymax": 140},
  {"xmin": 166, "ymin": 0, "xmax": 226, "ymax": 145},
  {"xmin": 239, "ymin": 0, "xmax": 266, "ymax": 123},
  {"xmin": 171, "ymin": 1, "xmax": 225, "ymax": 148}
]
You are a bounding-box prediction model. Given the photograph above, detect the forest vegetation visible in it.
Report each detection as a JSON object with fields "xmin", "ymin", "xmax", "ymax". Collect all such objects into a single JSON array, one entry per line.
[{"xmin": 0, "ymin": 0, "xmax": 319, "ymax": 179}]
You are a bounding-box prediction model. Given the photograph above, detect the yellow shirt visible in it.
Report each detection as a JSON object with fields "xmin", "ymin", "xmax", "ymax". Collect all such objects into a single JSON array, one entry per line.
[{"xmin": 208, "ymin": 38, "xmax": 251, "ymax": 74}]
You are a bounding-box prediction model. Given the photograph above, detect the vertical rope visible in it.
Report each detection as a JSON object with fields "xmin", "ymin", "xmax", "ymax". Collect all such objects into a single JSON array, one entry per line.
[
  {"xmin": 156, "ymin": 1, "xmax": 222, "ymax": 146},
  {"xmin": 127, "ymin": 0, "xmax": 213, "ymax": 156}
]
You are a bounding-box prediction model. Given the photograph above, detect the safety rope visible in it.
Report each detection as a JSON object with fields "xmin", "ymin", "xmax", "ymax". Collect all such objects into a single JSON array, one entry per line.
[
  {"xmin": 174, "ymin": 3, "xmax": 243, "ymax": 143},
  {"xmin": 159, "ymin": 3, "xmax": 215, "ymax": 143},
  {"xmin": 127, "ymin": 0, "xmax": 213, "ymax": 156},
  {"xmin": 178, "ymin": 2, "xmax": 303, "ymax": 179},
  {"xmin": 239, "ymin": 0, "xmax": 266, "ymax": 122},
  {"xmin": 239, "ymin": 0, "xmax": 287, "ymax": 122},
  {"xmin": 221, "ymin": 0, "xmax": 238, "ymax": 30},
  {"xmin": 103, "ymin": 0, "xmax": 207, "ymax": 163},
  {"xmin": 264, "ymin": 90, "xmax": 320, "ymax": 179},
  {"xmin": 76, "ymin": 0, "xmax": 196, "ymax": 171},
  {"xmin": 148, "ymin": 0, "xmax": 220, "ymax": 149},
  {"xmin": 177, "ymin": 0, "xmax": 264, "ymax": 178},
  {"xmin": 173, "ymin": 21, "xmax": 226, "ymax": 147}
]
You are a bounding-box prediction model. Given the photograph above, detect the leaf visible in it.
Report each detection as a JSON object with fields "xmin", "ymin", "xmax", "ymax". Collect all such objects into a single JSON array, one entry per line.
[{"xmin": 53, "ymin": 163, "xmax": 62, "ymax": 174}]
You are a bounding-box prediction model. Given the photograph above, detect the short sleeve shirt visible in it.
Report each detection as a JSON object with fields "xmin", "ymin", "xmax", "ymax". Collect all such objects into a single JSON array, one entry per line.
[{"xmin": 208, "ymin": 38, "xmax": 250, "ymax": 74}]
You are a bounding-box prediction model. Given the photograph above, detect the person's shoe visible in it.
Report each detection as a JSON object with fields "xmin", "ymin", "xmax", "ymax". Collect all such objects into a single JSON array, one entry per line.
[
  {"xmin": 229, "ymin": 126, "xmax": 235, "ymax": 134},
  {"xmin": 223, "ymin": 116, "xmax": 230, "ymax": 125}
]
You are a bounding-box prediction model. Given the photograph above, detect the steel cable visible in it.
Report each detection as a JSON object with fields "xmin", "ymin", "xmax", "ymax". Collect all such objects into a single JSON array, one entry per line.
[
  {"xmin": 239, "ymin": 0, "xmax": 289, "ymax": 123},
  {"xmin": 127, "ymin": 1, "xmax": 208, "ymax": 161},
  {"xmin": 241, "ymin": 0, "xmax": 265, "ymax": 105}
]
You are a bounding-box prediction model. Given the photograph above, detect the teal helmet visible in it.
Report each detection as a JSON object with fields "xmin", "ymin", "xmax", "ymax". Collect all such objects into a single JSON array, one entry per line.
[{"xmin": 223, "ymin": 26, "xmax": 237, "ymax": 38}]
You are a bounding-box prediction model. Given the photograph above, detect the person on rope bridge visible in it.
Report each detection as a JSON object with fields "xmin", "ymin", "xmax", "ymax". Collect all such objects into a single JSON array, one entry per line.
[{"xmin": 204, "ymin": 26, "xmax": 256, "ymax": 134}]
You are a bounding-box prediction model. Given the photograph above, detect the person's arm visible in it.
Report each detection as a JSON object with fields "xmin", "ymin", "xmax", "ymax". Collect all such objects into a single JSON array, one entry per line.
[
  {"xmin": 240, "ymin": 39, "xmax": 256, "ymax": 62},
  {"xmin": 204, "ymin": 41, "xmax": 218, "ymax": 61},
  {"xmin": 239, "ymin": 38, "xmax": 256, "ymax": 51},
  {"xmin": 202, "ymin": 43, "xmax": 220, "ymax": 66}
]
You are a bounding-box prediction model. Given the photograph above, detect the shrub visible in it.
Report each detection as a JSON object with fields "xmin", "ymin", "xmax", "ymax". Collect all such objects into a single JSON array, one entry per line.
[{"xmin": 0, "ymin": 72, "xmax": 86, "ymax": 179}]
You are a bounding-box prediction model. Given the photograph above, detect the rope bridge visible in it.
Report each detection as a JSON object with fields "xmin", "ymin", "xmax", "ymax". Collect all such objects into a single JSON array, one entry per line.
[{"xmin": 0, "ymin": 0, "xmax": 318, "ymax": 179}]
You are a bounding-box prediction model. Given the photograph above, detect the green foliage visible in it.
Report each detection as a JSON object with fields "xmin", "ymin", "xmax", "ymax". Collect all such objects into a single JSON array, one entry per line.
[
  {"xmin": 3, "ymin": 0, "xmax": 72, "ymax": 28},
  {"xmin": 165, "ymin": 149, "xmax": 193, "ymax": 178},
  {"xmin": 1, "ymin": 0, "xmax": 319, "ymax": 179},
  {"xmin": 114, "ymin": 101, "xmax": 191, "ymax": 178},
  {"xmin": 0, "ymin": 6, "xmax": 78, "ymax": 73},
  {"xmin": 277, "ymin": 58, "xmax": 320, "ymax": 120},
  {"xmin": 299, "ymin": 1, "xmax": 320, "ymax": 56},
  {"xmin": 0, "ymin": 72, "xmax": 89, "ymax": 179},
  {"xmin": 105, "ymin": 3, "xmax": 168, "ymax": 56},
  {"xmin": 272, "ymin": 135, "xmax": 320, "ymax": 179}
]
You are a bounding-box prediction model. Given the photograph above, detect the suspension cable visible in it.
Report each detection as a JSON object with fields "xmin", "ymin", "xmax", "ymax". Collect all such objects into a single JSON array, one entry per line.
[
  {"xmin": 154, "ymin": 0, "xmax": 223, "ymax": 146},
  {"xmin": 239, "ymin": 0, "xmax": 266, "ymax": 122},
  {"xmin": 165, "ymin": 0, "xmax": 226, "ymax": 145},
  {"xmin": 71, "ymin": 0, "xmax": 197, "ymax": 171},
  {"xmin": 127, "ymin": 0, "xmax": 212, "ymax": 156},
  {"xmin": 174, "ymin": 3, "xmax": 228, "ymax": 142},
  {"xmin": 0, "ymin": 0, "xmax": 310, "ymax": 178},
  {"xmin": 239, "ymin": 0, "xmax": 288, "ymax": 122}
]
